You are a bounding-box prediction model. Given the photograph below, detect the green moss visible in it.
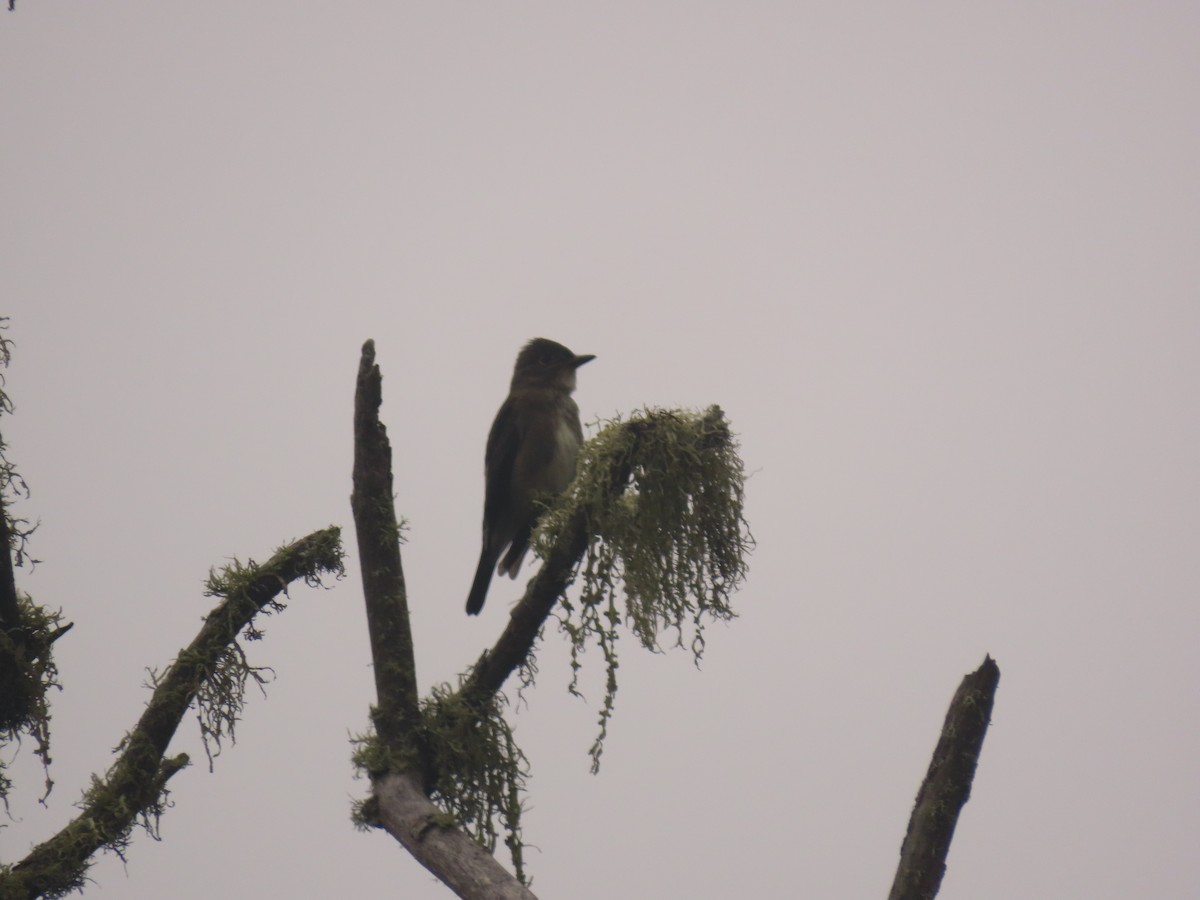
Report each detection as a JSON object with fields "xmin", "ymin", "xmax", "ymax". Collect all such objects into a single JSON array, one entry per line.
[
  {"xmin": 0, "ymin": 595, "xmax": 67, "ymax": 803},
  {"xmin": 194, "ymin": 535, "xmax": 343, "ymax": 767},
  {"xmin": 352, "ymin": 683, "xmax": 531, "ymax": 884}
]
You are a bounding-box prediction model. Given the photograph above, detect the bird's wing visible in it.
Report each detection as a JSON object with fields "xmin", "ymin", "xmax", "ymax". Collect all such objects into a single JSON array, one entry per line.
[{"xmin": 483, "ymin": 397, "xmax": 521, "ymax": 532}]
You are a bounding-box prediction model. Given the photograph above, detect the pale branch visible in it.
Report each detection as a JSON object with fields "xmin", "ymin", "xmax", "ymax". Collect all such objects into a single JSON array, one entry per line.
[
  {"xmin": 889, "ymin": 655, "xmax": 1000, "ymax": 900},
  {"xmin": 351, "ymin": 339, "xmax": 420, "ymax": 748},
  {"xmin": 4, "ymin": 527, "xmax": 343, "ymax": 900},
  {"xmin": 374, "ymin": 772, "xmax": 535, "ymax": 900}
]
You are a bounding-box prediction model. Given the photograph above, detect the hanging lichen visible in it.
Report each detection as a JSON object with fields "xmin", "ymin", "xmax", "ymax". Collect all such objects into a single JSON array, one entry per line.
[
  {"xmin": 352, "ymin": 682, "xmax": 531, "ymax": 884},
  {"xmin": 0, "ymin": 317, "xmax": 69, "ymax": 805},
  {"xmin": 534, "ymin": 405, "xmax": 753, "ymax": 771}
]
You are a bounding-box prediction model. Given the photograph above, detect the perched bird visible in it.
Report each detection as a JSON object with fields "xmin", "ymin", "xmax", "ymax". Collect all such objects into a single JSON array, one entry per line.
[{"xmin": 465, "ymin": 338, "xmax": 595, "ymax": 615}]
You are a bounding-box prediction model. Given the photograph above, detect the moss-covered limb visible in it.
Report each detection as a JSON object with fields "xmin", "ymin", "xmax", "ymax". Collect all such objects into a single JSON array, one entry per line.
[
  {"xmin": 0, "ymin": 319, "xmax": 25, "ymax": 634},
  {"xmin": 0, "ymin": 597, "xmax": 68, "ymax": 805},
  {"xmin": 552, "ymin": 406, "xmax": 751, "ymax": 770},
  {"xmin": 4, "ymin": 754, "xmax": 189, "ymax": 900},
  {"xmin": 351, "ymin": 340, "xmax": 420, "ymax": 751},
  {"xmin": 6, "ymin": 527, "xmax": 343, "ymax": 900},
  {"xmin": 0, "ymin": 321, "xmax": 70, "ymax": 804},
  {"xmin": 888, "ymin": 655, "xmax": 1001, "ymax": 900},
  {"xmin": 458, "ymin": 413, "xmax": 650, "ymax": 709},
  {"xmin": 460, "ymin": 504, "xmax": 593, "ymax": 711},
  {"xmin": 462, "ymin": 406, "xmax": 751, "ymax": 716},
  {"xmin": 0, "ymin": 494, "xmax": 19, "ymax": 634},
  {"xmin": 136, "ymin": 527, "xmax": 344, "ymax": 763}
]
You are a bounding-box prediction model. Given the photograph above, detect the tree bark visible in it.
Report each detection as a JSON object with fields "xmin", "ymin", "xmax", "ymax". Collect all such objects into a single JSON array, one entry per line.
[
  {"xmin": 375, "ymin": 772, "xmax": 536, "ymax": 900},
  {"xmin": 0, "ymin": 494, "xmax": 19, "ymax": 632},
  {"xmin": 351, "ymin": 339, "xmax": 421, "ymax": 746},
  {"xmin": 888, "ymin": 655, "xmax": 1000, "ymax": 900}
]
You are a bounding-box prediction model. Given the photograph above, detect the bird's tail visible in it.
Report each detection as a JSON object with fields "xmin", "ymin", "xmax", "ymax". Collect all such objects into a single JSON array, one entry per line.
[
  {"xmin": 498, "ymin": 520, "xmax": 532, "ymax": 580},
  {"xmin": 465, "ymin": 544, "xmax": 501, "ymax": 615}
]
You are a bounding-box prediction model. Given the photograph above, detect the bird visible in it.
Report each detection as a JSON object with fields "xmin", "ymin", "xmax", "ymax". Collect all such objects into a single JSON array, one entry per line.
[{"xmin": 465, "ymin": 338, "xmax": 595, "ymax": 615}]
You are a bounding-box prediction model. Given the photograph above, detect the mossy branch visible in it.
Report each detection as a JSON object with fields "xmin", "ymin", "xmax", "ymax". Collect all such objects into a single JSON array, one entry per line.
[
  {"xmin": 2, "ymin": 528, "xmax": 344, "ymax": 900},
  {"xmin": 0, "ymin": 596, "xmax": 68, "ymax": 804},
  {"xmin": 462, "ymin": 406, "xmax": 750, "ymax": 769},
  {"xmin": 0, "ymin": 319, "xmax": 69, "ymax": 805},
  {"xmin": 0, "ymin": 493, "xmax": 21, "ymax": 635}
]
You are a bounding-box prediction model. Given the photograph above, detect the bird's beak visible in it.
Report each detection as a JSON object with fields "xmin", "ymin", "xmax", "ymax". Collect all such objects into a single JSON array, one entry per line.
[{"xmin": 572, "ymin": 354, "xmax": 596, "ymax": 368}]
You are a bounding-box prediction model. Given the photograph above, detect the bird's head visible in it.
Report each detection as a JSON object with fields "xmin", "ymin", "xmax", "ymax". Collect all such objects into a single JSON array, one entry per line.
[{"xmin": 512, "ymin": 338, "xmax": 595, "ymax": 391}]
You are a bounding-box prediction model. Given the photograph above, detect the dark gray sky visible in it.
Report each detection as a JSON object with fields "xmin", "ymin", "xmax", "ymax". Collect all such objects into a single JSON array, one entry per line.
[{"xmin": 3, "ymin": 4, "xmax": 1198, "ymax": 897}]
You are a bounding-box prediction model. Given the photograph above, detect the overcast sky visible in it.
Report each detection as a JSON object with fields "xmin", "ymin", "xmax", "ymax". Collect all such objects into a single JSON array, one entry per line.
[{"xmin": 2, "ymin": 4, "xmax": 1198, "ymax": 898}]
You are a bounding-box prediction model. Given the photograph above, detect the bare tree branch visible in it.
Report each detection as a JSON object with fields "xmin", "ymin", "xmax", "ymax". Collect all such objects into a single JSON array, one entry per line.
[
  {"xmin": 374, "ymin": 771, "xmax": 535, "ymax": 900},
  {"xmin": 351, "ymin": 341, "xmax": 535, "ymax": 899},
  {"xmin": 889, "ymin": 655, "xmax": 1000, "ymax": 900},
  {"xmin": 5, "ymin": 527, "xmax": 343, "ymax": 900},
  {"xmin": 351, "ymin": 339, "xmax": 420, "ymax": 747}
]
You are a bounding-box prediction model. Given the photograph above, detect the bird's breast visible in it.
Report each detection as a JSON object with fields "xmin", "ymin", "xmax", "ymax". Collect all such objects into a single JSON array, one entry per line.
[{"xmin": 542, "ymin": 415, "xmax": 581, "ymax": 492}]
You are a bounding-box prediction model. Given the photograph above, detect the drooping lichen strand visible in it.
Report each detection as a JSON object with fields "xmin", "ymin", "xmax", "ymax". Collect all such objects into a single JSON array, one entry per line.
[
  {"xmin": 194, "ymin": 536, "xmax": 343, "ymax": 768},
  {"xmin": 0, "ymin": 317, "xmax": 38, "ymax": 575},
  {"xmin": 535, "ymin": 406, "xmax": 752, "ymax": 771},
  {"xmin": 0, "ymin": 317, "xmax": 65, "ymax": 808},
  {"xmin": 422, "ymin": 684, "xmax": 529, "ymax": 884}
]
